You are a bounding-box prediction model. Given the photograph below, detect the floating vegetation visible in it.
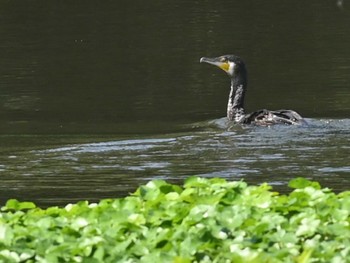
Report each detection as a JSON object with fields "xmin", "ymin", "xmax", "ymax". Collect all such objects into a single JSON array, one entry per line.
[{"xmin": 0, "ymin": 177, "xmax": 349, "ymax": 262}]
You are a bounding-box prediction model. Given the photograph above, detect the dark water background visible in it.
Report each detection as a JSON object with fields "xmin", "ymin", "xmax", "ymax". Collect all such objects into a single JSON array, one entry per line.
[{"xmin": 0, "ymin": 1, "xmax": 349, "ymax": 207}]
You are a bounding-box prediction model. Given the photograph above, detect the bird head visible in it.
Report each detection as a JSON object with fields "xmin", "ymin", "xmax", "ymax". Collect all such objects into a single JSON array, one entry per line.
[{"xmin": 200, "ymin": 55, "xmax": 246, "ymax": 78}]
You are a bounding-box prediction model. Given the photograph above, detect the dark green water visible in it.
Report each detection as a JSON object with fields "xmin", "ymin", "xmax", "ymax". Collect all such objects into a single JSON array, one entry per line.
[{"xmin": 0, "ymin": 1, "xmax": 349, "ymax": 207}]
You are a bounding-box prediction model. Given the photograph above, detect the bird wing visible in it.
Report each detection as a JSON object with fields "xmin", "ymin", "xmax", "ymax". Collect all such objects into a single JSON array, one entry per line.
[{"xmin": 242, "ymin": 109, "xmax": 305, "ymax": 125}]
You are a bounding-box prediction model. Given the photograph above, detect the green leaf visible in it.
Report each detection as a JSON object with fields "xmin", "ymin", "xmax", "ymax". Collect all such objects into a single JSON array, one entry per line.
[
  {"xmin": 288, "ymin": 177, "xmax": 320, "ymax": 190},
  {"xmin": 297, "ymin": 248, "xmax": 313, "ymax": 263},
  {"xmin": 0, "ymin": 224, "xmax": 14, "ymax": 246},
  {"xmin": 3, "ymin": 199, "xmax": 36, "ymax": 211}
]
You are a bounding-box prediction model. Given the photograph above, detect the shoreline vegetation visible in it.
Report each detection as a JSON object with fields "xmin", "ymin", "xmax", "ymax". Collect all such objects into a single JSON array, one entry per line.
[{"xmin": 1, "ymin": 177, "xmax": 349, "ymax": 262}]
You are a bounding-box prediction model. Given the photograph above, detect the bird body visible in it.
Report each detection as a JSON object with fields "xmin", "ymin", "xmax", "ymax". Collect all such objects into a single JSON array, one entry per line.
[
  {"xmin": 200, "ymin": 55, "xmax": 305, "ymax": 126},
  {"xmin": 242, "ymin": 109, "xmax": 304, "ymax": 126}
]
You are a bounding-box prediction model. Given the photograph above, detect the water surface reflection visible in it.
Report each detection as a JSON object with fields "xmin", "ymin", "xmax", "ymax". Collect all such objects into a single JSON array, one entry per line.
[{"xmin": 1, "ymin": 118, "xmax": 349, "ymax": 207}]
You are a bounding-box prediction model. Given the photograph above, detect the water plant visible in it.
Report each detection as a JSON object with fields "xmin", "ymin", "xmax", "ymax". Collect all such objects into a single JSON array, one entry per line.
[{"xmin": 0, "ymin": 177, "xmax": 349, "ymax": 262}]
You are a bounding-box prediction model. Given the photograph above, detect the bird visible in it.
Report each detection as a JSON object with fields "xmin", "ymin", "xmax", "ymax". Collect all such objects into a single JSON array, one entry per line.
[{"xmin": 200, "ymin": 55, "xmax": 305, "ymax": 126}]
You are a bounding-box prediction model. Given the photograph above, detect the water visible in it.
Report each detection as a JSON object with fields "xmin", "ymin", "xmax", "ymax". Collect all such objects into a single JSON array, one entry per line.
[
  {"xmin": 1, "ymin": 118, "xmax": 349, "ymax": 207},
  {"xmin": 0, "ymin": 1, "xmax": 349, "ymax": 207}
]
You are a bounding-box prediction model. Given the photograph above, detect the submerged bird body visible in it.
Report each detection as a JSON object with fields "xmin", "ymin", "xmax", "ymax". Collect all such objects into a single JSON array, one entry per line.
[{"xmin": 200, "ymin": 55, "xmax": 305, "ymax": 126}]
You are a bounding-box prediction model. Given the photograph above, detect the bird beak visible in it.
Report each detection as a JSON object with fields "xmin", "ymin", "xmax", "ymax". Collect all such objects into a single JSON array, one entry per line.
[{"xmin": 200, "ymin": 57, "xmax": 230, "ymax": 72}]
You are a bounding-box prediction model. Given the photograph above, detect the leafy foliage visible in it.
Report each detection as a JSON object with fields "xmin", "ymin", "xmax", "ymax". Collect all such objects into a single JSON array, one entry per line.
[{"xmin": 0, "ymin": 177, "xmax": 349, "ymax": 262}]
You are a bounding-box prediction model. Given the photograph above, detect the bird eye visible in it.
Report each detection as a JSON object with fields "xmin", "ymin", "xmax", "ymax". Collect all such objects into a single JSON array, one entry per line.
[{"xmin": 220, "ymin": 57, "xmax": 227, "ymax": 62}]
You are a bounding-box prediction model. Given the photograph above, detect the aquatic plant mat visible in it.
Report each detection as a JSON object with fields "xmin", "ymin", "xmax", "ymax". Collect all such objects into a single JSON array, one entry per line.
[{"xmin": 1, "ymin": 177, "xmax": 349, "ymax": 263}]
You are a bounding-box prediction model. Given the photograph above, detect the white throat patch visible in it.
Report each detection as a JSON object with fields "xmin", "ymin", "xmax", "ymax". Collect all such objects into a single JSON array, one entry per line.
[{"xmin": 228, "ymin": 62, "xmax": 236, "ymax": 76}]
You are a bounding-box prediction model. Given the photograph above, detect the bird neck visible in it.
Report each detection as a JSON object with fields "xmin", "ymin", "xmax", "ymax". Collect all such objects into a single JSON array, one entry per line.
[{"xmin": 227, "ymin": 78, "xmax": 246, "ymax": 122}]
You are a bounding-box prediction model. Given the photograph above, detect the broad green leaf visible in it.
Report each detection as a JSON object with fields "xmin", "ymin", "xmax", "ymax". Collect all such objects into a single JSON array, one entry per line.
[
  {"xmin": 288, "ymin": 177, "xmax": 320, "ymax": 190},
  {"xmin": 3, "ymin": 199, "xmax": 36, "ymax": 211}
]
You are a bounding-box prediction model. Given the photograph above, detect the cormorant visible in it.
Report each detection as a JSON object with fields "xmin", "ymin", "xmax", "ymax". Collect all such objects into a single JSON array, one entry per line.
[{"xmin": 200, "ymin": 55, "xmax": 305, "ymax": 125}]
